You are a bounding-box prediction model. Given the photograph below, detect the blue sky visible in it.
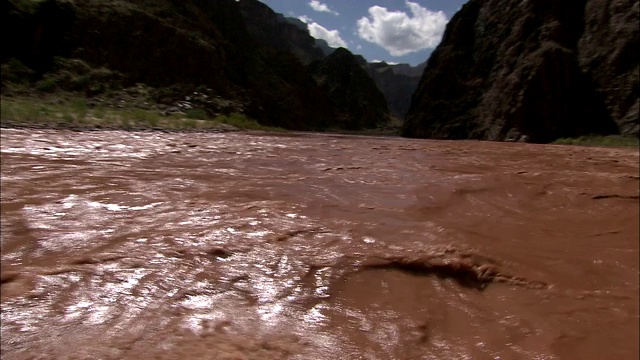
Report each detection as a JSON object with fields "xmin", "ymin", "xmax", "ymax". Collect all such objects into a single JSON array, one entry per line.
[{"xmin": 257, "ymin": 0, "xmax": 468, "ymax": 66}]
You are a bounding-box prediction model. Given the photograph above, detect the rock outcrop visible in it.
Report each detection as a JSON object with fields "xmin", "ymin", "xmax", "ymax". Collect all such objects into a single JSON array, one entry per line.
[{"xmin": 404, "ymin": 0, "xmax": 638, "ymax": 142}]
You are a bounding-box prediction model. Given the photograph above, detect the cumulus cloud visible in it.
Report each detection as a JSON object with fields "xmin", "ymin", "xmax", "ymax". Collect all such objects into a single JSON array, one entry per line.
[
  {"xmin": 307, "ymin": 22, "xmax": 347, "ymax": 48},
  {"xmin": 309, "ymin": 0, "xmax": 339, "ymax": 15},
  {"xmin": 357, "ymin": 1, "xmax": 448, "ymax": 56}
]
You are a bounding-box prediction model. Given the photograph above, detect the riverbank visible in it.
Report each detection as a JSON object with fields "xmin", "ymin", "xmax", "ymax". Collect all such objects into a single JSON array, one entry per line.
[
  {"xmin": 552, "ymin": 135, "xmax": 639, "ymax": 148},
  {"xmin": 0, "ymin": 93, "xmax": 279, "ymax": 133},
  {"xmin": 3, "ymin": 94, "xmax": 637, "ymax": 145},
  {"xmin": 0, "ymin": 93, "xmax": 403, "ymax": 136}
]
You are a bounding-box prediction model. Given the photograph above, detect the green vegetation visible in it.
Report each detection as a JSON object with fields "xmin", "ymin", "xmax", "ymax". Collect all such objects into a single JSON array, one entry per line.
[
  {"xmin": 35, "ymin": 77, "xmax": 58, "ymax": 93},
  {"xmin": 3, "ymin": 57, "xmax": 125, "ymax": 96},
  {"xmin": 1, "ymin": 58, "xmax": 36, "ymax": 84},
  {"xmin": 214, "ymin": 113, "xmax": 286, "ymax": 132},
  {"xmin": 0, "ymin": 95, "xmax": 282, "ymax": 132},
  {"xmin": 1, "ymin": 54, "xmax": 287, "ymax": 133},
  {"xmin": 184, "ymin": 108, "xmax": 208, "ymax": 120},
  {"xmin": 553, "ymin": 135, "xmax": 639, "ymax": 148},
  {"xmin": 10, "ymin": 0, "xmax": 44, "ymax": 13}
]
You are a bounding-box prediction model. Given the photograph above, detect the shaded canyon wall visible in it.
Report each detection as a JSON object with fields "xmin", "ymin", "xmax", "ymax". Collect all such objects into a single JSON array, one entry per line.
[{"xmin": 404, "ymin": 0, "xmax": 639, "ymax": 142}]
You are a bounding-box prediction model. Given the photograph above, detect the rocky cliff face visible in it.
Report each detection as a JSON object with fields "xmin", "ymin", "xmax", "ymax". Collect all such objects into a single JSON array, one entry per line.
[
  {"xmin": 237, "ymin": 1, "xmax": 325, "ymax": 65},
  {"xmin": 579, "ymin": 0, "xmax": 639, "ymax": 135},
  {"xmin": 404, "ymin": 0, "xmax": 638, "ymax": 142}
]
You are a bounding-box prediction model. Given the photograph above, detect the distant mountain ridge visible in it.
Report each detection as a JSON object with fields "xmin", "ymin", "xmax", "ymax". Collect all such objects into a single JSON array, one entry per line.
[
  {"xmin": 365, "ymin": 61, "xmax": 427, "ymax": 119},
  {"xmin": 274, "ymin": 14, "xmax": 423, "ymax": 120}
]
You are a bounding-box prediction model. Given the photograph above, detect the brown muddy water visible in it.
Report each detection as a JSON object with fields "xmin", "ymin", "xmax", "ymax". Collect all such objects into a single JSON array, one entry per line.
[{"xmin": 1, "ymin": 128, "xmax": 638, "ymax": 360}]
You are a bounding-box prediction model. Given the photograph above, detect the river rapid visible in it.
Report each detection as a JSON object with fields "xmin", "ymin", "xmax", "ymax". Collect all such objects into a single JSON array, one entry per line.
[{"xmin": 1, "ymin": 129, "xmax": 638, "ymax": 360}]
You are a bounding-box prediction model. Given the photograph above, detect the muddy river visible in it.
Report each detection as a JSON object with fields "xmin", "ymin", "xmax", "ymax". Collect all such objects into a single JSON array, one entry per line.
[{"xmin": 1, "ymin": 129, "xmax": 638, "ymax": 359}]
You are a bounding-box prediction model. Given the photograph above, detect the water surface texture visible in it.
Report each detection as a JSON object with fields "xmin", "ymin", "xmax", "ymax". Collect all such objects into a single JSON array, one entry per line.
[{"xmin": 1, "ymin": 129, "xmax": 638, "ymax": 359}]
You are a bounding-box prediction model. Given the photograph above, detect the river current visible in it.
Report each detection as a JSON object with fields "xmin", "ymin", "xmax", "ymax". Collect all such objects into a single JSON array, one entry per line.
[{"xmin": 1, "ymin": 129, "xmax": 638, "ymax": 359}]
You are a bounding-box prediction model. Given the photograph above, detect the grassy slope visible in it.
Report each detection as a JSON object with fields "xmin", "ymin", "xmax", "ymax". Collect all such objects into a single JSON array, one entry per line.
[
  {"xmin": 0, "ymin": 94, "xmax": 285, "ymax": 132},
  {"xmin": 553, "ymin": 135, "xmax": 639, "ymax": 148}
]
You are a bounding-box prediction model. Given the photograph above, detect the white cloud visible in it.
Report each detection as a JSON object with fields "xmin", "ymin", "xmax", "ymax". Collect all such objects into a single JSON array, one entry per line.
[
  {"xmin": 308, "ymin": 22, "xmax": 347, "ymax": 48},
  {"xmin": 298, "ymin": 15, "xmax": 313, "ymax": 24},
  {"xmin": 357, "ymin": 1, "xmax": 448, "ymax": 57},
  {"xmin": 309, "ymin": 0, "xmax": 339, "ymax": 15},
  {"xmin": 372, "ymin": 60, "xmax": 399, "ymax": 65}
]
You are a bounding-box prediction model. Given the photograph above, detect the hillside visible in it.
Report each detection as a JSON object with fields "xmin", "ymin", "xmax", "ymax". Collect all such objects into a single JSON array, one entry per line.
[
  {"xmin": 309, "ymin": 48, "xmax": 389, "ymax": 130},
  {"xmin": 1, "ymin": 0, "xmax": 388, "ymax": 131}
]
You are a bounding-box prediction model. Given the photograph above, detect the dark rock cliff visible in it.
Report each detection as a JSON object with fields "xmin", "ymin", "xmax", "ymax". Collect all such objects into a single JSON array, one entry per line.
[
  {"xmin": 578, "ymin": 0, "xmax": 639, "ymax": 135},
  {"xmin": 237, "ymin": 1, "xmax": 325, "ymax": 65},
  {"xmin": 309, "ymin": 48, "xmax": 390, "ymax": 130},
  {"xmin": 404, "ymin": 0, "xmax": 638, "ymax": 142}
]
